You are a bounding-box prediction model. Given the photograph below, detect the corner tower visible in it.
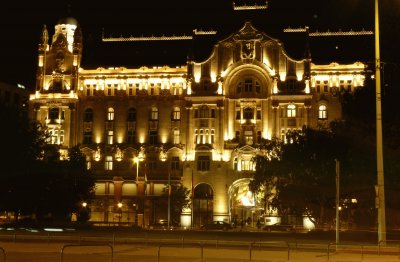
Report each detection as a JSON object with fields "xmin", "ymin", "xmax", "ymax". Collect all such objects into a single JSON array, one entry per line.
[{"xmin": 30, "ymin": 17, "xmax": 82, "ymax": 158}]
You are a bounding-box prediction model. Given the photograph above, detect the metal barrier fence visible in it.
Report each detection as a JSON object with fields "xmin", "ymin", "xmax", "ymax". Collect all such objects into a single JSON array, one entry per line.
[
  {"xmin": 0, "ymin": 247, "xmax": 5, "ymax": 262},
  {"xmin": 60, "ymin": 244, "xmax": 113, "ymax": 262},
  {"xmin": 158, "ymin": 242, "xmax": 203, "ymax": 262},
  {"xmin": 249, "ymin": 241, "xmax": 290, "ymax": 261}
]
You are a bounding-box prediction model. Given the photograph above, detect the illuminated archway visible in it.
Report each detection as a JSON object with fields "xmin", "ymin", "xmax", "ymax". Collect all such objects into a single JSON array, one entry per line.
[{"xmin": 228, "ymin": 178, "xmax": 262, "ymax": 227}]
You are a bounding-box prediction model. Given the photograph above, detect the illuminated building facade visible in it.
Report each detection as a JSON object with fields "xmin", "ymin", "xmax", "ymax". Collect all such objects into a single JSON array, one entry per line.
[{"xmin": 29, "ymin": 18, "xmax": 365, "ymax": 227}]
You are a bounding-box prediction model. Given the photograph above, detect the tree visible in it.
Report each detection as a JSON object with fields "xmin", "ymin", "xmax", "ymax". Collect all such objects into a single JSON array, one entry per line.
[
  {"xmin": 0, "ymin": 105, "xmax": 95, "ymax": 222},
  {"xmin": 163, "ymin": 183, "xmax": 191, "ymax": 225},
  {"xmin": 252, "ymin": 127, "xmax": 349, "ymax": 227}
]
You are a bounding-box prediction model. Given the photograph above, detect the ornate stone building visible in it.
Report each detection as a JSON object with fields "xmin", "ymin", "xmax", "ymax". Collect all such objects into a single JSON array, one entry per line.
[{"xmin": 29, "ymin": 18, "xmax": 365, "ymax": 227}]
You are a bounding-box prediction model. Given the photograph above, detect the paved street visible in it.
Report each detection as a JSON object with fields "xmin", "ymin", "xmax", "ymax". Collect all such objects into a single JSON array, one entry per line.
[{"xmin": 0, "ymin": 228, "xmax": 399, "ymax": 261}]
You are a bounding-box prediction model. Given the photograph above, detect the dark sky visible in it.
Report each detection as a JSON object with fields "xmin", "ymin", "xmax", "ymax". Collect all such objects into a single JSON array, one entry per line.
[{"xmin": 1, "ymin": 0, "xmax": 399, "ymax": 89}]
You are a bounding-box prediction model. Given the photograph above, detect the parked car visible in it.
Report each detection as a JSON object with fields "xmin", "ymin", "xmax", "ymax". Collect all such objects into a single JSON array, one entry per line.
[
  {"xmin": 262, "ymin": 223, "xmax": 294, "ymax": 232},
  {"xmin": 200, "ymin": 221, "xmax": 233, "ymax": 230}
]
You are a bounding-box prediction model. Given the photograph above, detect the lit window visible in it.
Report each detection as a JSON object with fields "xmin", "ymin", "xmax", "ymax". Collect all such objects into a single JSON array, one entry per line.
[
  {"xmin": 244, "ymin": 131, "xmax": 253, "ymax": 145},
  {"xmin": 107, "ymin": 130, "xmax": 113, "ymax": 145},
  {"xmin": 241, "ymin": 159, "xmax": 254, "ymax": 171},
  {"xmin": 173, "ymin": 128, "xmax": 180, "ymax": 144},
  {"xmin": 211, "ymin": 129, "xmax": 215, "ymax": 144},
  {"xmin": 199, "ymin": 129, "xmax": 204, "ymax": 144},
  {"xmin": 150, "ymin": 106, "xmax": 158, "ymax": 120},
  {"xmin": 172, "ymin": 107, "xmax": 181, "ymax": 120},
  {"xmin": 60, "ymin": 130, "xmax": 64, "ymax": 144},
  {"xmin": 287, "ymin": 104, "xmax": 296, "ymax": 118},
  {"xmin": 107, "ymin": 108, "xmax": 114, "ymax": 121},
  {"xmin": 105, "ymin": 156, "xmax": 113, "ymax": 170},
  {"xmin": 197, "ymin": 156, "xmax": 210, "ymax": 171},
  {"xmin": 318, "ymin": 105, "xmax": 328, "ymax": 119}
]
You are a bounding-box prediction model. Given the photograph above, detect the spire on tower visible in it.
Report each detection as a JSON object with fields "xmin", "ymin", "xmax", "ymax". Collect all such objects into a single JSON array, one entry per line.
[{"xmin": 41, "ymin": 25, "xmax": 48, "ymax": 45}]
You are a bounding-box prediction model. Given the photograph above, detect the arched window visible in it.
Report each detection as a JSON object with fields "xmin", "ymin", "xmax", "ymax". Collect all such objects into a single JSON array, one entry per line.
[
  {"xmin": 84, "ymin": 108, "xmax": 93, "ymax": 122},
  {"xmin": 107, "ymin": 107, "xmax": 114, "ymax": 121},
  {"xmin": 150, "ymin": 106, "xmax": 158, "ymax": 120},
  {"xmin": 127, "ymin": 108, "xmax": 136, "ymax": 121},
  {"xmin": 287, "ymin": 104, "xmax": 296, "ymax": 118},
  {"xmin": 318, "ymin": 105, "xmax": 328, "ymax": 119}
]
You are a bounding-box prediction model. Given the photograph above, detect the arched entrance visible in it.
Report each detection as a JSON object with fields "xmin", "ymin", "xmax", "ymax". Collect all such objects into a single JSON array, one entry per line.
[
  {"xmin": 229, "ymin": 179, "xmax": 262, "ymax": 228},
  {"xmin": 193, "ymin": 183, "xmax": 213, "ymax": 227}
]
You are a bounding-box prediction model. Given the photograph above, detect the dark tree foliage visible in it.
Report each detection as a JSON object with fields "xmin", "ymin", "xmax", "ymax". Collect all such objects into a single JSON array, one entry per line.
[
  {"xmin": 163, "ymin": 183, "xmax": 191, "ymax": 225},
  {"xmin": 338, "ymin": 76, "xmax": 400, "ymax": 228},
  {"xmin": 0, "ymin": 105, "xmax": 95, "ymax": 222},
  {"xmin": 252, "ymin": 127, "xmax": 349, "ymax": 227}
]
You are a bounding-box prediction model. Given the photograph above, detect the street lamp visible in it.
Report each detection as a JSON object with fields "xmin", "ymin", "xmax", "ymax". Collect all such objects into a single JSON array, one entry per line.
[
  {"xmin": 374, "ymin": 0, "xmax": 386, "ymax": 243},
  {"xmin": 117, "ymin": 202, "xmax": 122, "ymax": 223},
  {"xmin": 134, "ymin": 157, "xmax": 139, "ymax": 181}
]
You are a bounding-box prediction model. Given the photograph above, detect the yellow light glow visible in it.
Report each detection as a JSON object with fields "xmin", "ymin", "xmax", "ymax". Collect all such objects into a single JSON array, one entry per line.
[
  {"xmin": 138, "ymin": 134, "xmax": 145, "ymax": 144},
  {"xmin": 279, "ymin": 73, "xmax": 286, "ymax": 82},
  {"xmin": 82, "ymin": 202, "xmax": 87, "ymax": 208},
  {"xmin": 38, "ymin": 56, "xmax": 43, "ymax": 67},
  {"xmin": 305, "ymin": 80, "xmax": 310, "ymax": 94},
  {"xmin": 217, "ymin": 81, "xmax": 223, "ymax": 95},
  {"xmin": 210, "ymin": 73, "xmax": 217, "ymax": 83},
  {"xmin": 303, "ymin": 217, "xmax": 315, "ymax": 230},
  {"xmin": 117, "ymin": 202, "xmax": 123, "ymax": 208}
]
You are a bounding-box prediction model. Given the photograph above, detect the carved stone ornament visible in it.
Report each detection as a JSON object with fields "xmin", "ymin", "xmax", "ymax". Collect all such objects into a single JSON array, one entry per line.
[{"xmin": 241, "ymin": 41, "xmax": 255, "ymax": 59}]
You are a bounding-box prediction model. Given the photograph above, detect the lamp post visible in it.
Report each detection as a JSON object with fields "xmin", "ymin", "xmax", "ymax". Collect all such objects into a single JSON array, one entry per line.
[
  {"xmin": 117, "ymin": 202, "xmax": 122, "ymax": 224},
  {"xmin": 168, "ymin": 172, "xmax": 171, "ymax": 229},
  {"xmin": 374, "ymin": 0, "xmax": 386, "ymax": 243}
]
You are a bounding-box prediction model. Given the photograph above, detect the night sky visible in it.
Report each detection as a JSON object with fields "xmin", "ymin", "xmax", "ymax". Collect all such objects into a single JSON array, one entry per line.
[{"xmin": 1, "ymin": 0, "xmax": 399, "ymax": 89}]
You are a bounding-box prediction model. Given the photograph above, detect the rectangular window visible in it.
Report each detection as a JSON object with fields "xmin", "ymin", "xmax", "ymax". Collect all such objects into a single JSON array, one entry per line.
[
  {"xmin": 149, "ymin": 131, "xmax": 158, "ymax": 145},
  {"xmin": 244, "ymin": 79, "xmax": 253, "ymax": 92},
  {"xmin": 211, "ymin": 109, "xmax": 216, "ymax": 118},
  {"xmin": 173, "ymin": 129, "xmax": 180, "ymax": 144},
  {"xmin": 107, "ymin": 130, "xmax": 113, "ymax": 145},
  {"xmin": 127, "ymin": 131, "xmax": 135, "ymax": 144},
  {"xmin": 257, "ymin": 131, "xmax": 262, "ymax": 143},
  {"xmin": 60, "ymin": 130, "xmax": 64, "ymax": 144},
  {"xmin": 172, "ymin": 109, "xmax": 181, "ymax": 120},
  {"xmin": 235, "ymin": 131, "xmax": 240, "ymax": 142},
  {"xmin": 236, "ymin": 109, "xmax": 241, "ymax": 120},
  {"xmin": 244, "ymin": 131, "xmax": 253, "ymax": 145},
  {"xmin": 129, "ymin": 88, "xmax": 133, "ymax": 96},
  {"xmin": 256, "ymin": 108, "xmax": 261, "ymax": 119},
  {"xmin": 84, "ymin": 132, "xmax": 92, "ymax": 144},
  {"xmin": 241, "ymin": 160, "xmax": 254, "ymax": 171},
  {"xmin": 148, "ymin": 158, "xmax": 157, "ymax": 170},
  {"xmin": 105, "ymin": 156, "xmax": 113, "ymax": 170},
  {"xmin": 171, "ymin": 156, "xmax": 180, "ymax": 170},
  {"xmin": 197, "ymin": 156, "xmax": 210, "ymax": 171}
]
